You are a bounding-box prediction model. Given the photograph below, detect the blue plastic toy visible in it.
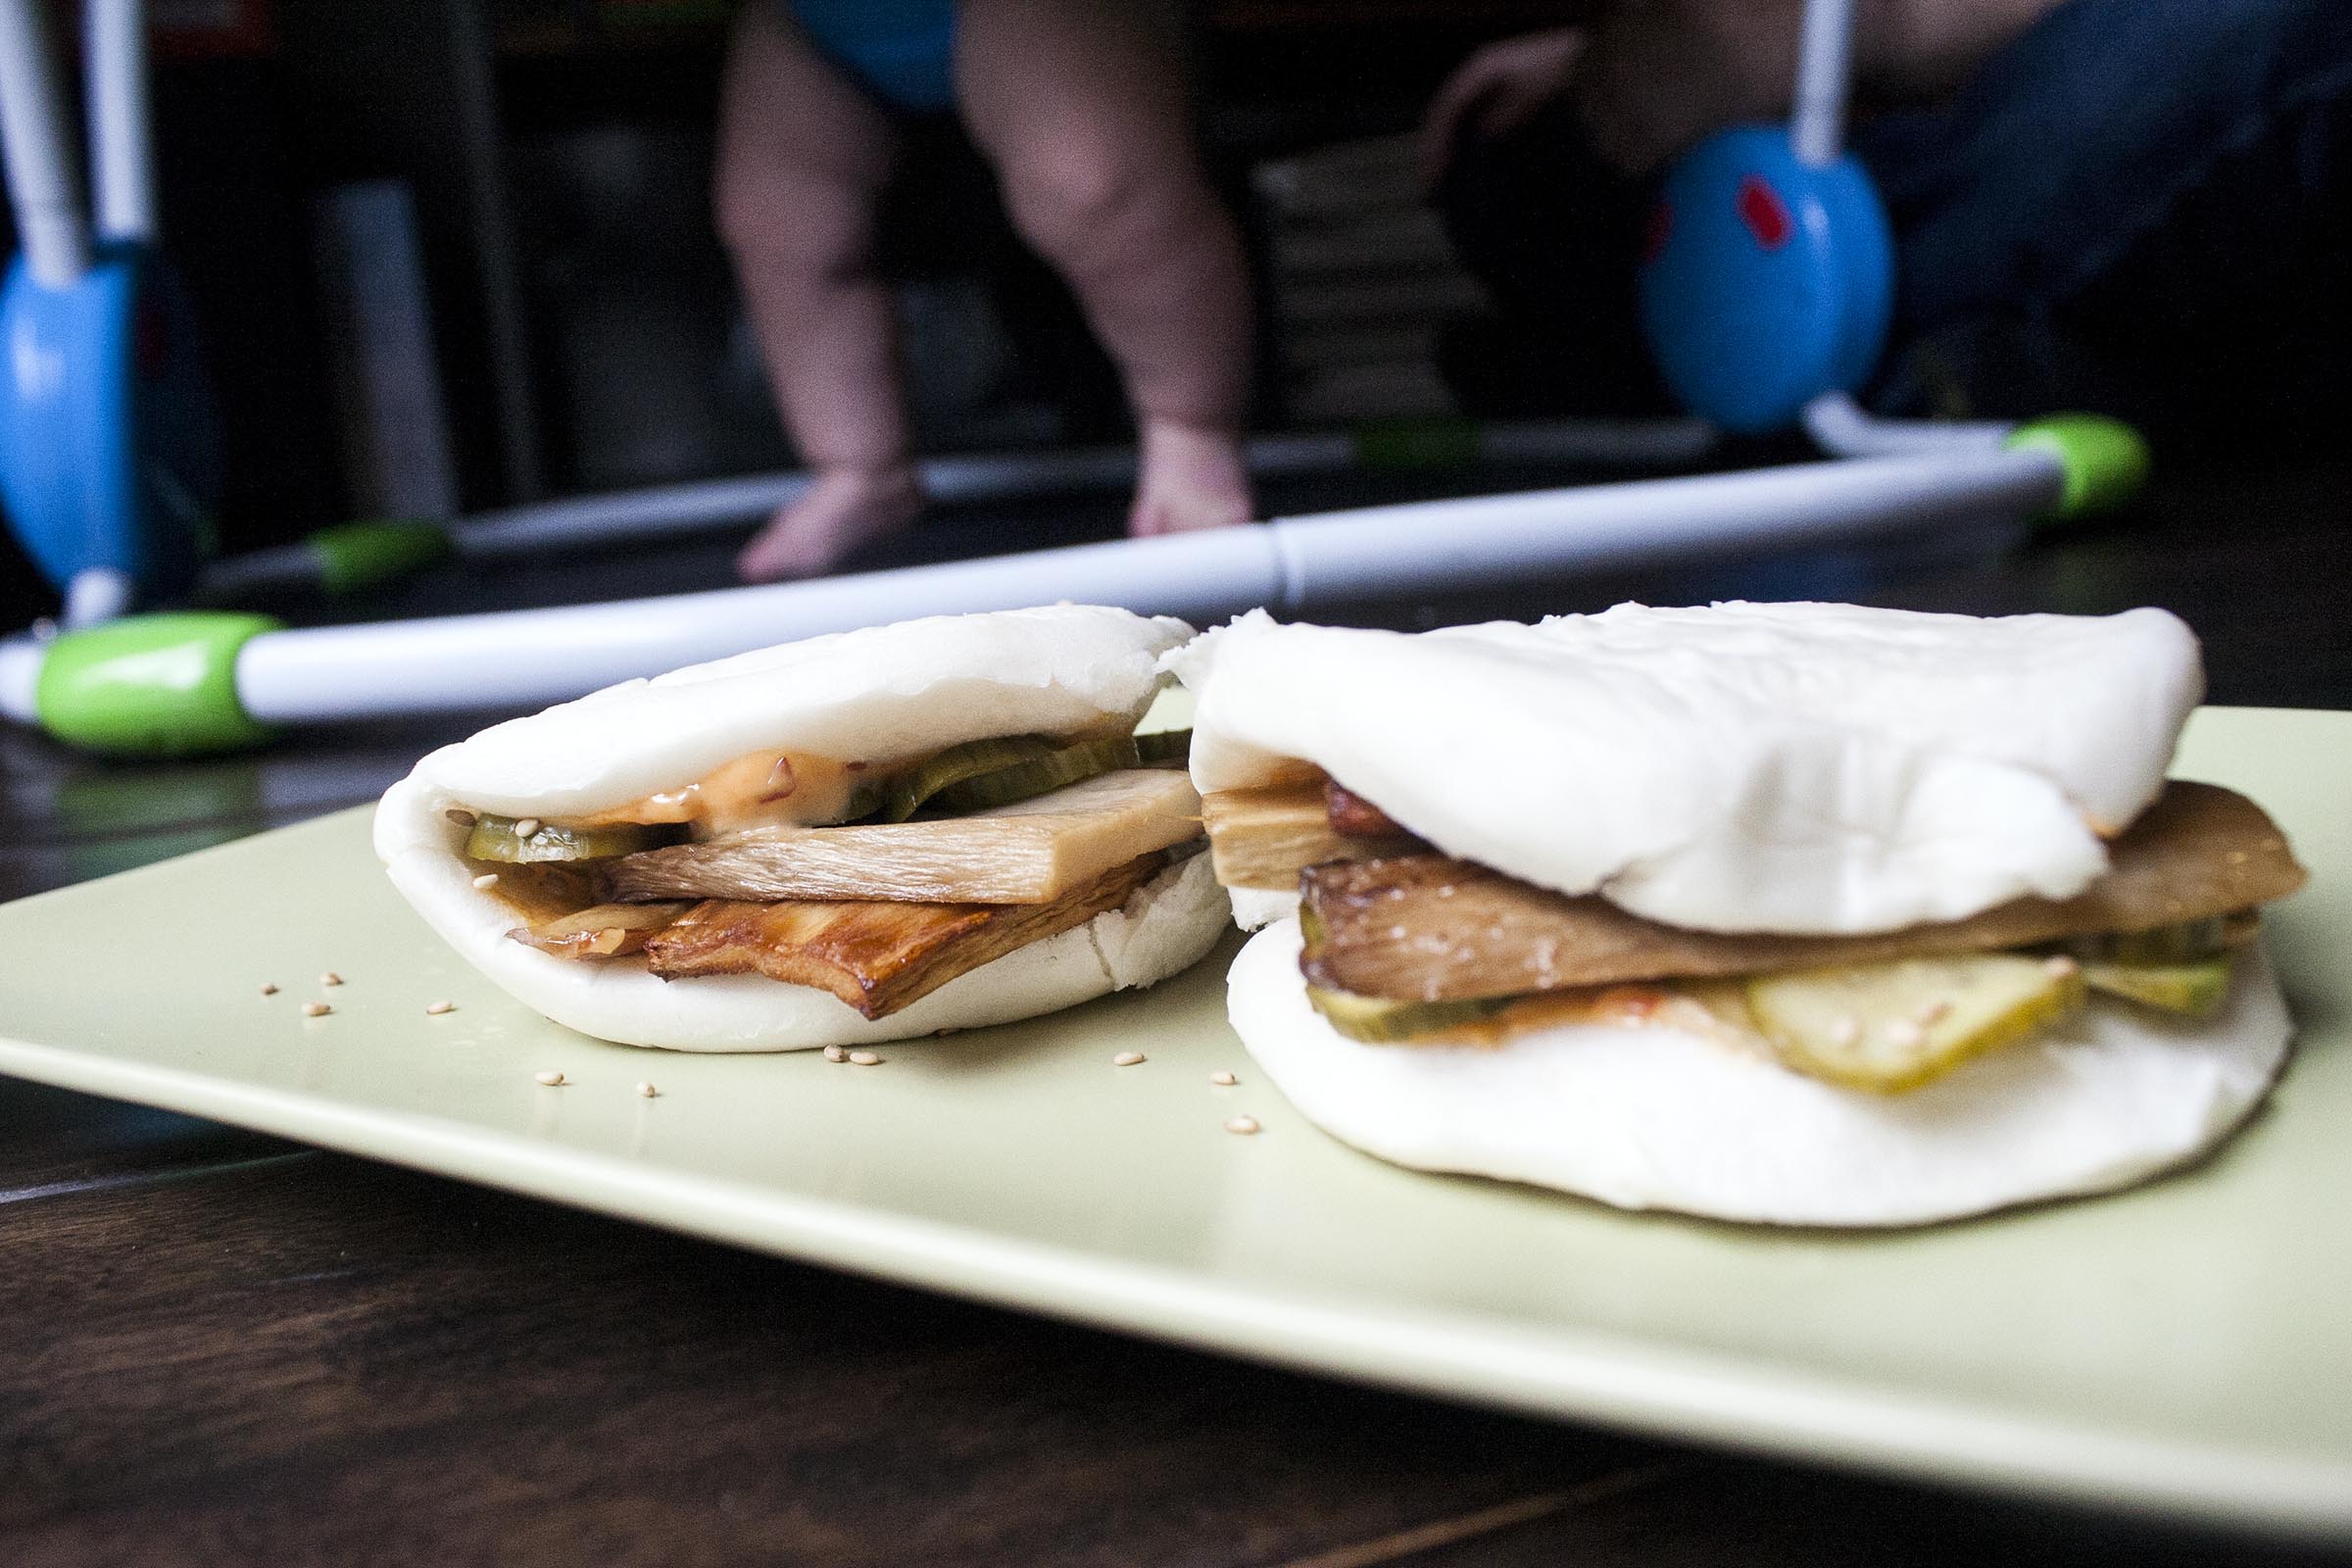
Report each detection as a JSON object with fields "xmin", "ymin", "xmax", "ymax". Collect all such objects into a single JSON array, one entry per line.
[
  {"xmin": 1638, "ymin": 0, "xmax": 1899, "ymax": 433},
  {"xmin": 0, "ymin": 0, "xmax": 219, "ymax": 624},
  {"xmin": 1639, "ymin": 126, "xmax": 1893, "ymax": 433}
]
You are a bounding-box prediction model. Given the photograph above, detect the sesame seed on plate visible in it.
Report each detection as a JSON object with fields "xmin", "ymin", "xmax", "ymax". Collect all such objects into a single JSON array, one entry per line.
[
  {"xmin": 848, "ymin": 1051, "xmax": 882, "ymax": 1066},
  {"xmin": 472, "ymin": 873, "xmax": 500, "ymax": 890},
  {"xmin": 1113, "ymin": 1051, "xmax": 1145, "ymax": 1066},
  {"xmin": 425, "ymin": 1001, "xmax": 455, "ymax": 1016},
  {"xmin": 1883, "ymin": 1018, "xmax": 1927, "ymax": 1049},
  {"xmin": 823, "ymin": 1045, "xmax": 849, "ymax": 1062},
  {"xmin": 1827, "ymin": 1014, "xmax": 1861, "ymax": 1047},
  {"xmin": 319, "ymin": 971, "xmax": 343, "ymax": 987},
  {"xmin": 514, "ymin": 817, "xmax": 543, "ymax": 839},
  {"xmin": 1223, "ymin": 1115, "xmax": 1261, "ymax": 1136},
  {"xmin": 1209, "ymin": 1070, "xmax": 1237, "ymax": 1086},
  {"xmin": 534, "ymin": 1069, "xmax": 565, "ymax": 1086},
  {"xmin": 259, "ymin": 982, "xmax": 279, "ymax": 996},
  {"xmin": 302, "ymin": 1001, "xmax": 332, "ymax": 1017},
  {"xmin": 636, "ymin": 1081, "xmax": 659, "ymax": 1098},
  {"xmin": 2043, "ymin": 955, "xmax": 2082, "ymax": 979}
]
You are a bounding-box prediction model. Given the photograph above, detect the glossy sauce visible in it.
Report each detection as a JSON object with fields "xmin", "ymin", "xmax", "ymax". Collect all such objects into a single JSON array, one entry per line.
[{"xmin": 571, "ymin": 749, "xmax": 869, "ymax": 836}]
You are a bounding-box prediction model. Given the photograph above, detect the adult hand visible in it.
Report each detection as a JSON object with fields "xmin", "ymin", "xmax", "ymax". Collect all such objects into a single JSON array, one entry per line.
[{"xmin": 1419, "ymin": 29, "xmax": 1586, "ymax": 191}]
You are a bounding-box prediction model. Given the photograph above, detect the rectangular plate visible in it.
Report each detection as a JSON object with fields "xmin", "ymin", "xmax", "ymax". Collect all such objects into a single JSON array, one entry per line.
[{"xmin": 3, "ymin": 708, "xmax": 2347, "ymax": 1538}]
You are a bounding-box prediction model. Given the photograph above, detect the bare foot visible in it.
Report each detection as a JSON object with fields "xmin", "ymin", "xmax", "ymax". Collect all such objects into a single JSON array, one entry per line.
[
  {"xmin": 1129, "ymin": 420, "xmax": 1254, "ymax": 537},
  {"xmin": 737, "ymin": 464, "xmax": 925, "ymax": 582}
]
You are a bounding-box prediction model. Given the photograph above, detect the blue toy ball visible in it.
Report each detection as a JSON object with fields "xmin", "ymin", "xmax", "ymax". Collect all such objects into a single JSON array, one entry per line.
[
  {"xmin": 1638, "ymin": 124, "xmax": 1894, "ymax": 434},
  {"xmin": 0, "ymin": 242, "xmax": 219, "ymax": 604}
]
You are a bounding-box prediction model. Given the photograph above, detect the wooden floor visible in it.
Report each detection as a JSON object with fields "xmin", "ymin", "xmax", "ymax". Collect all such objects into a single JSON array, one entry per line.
[{"xmin": 4, "ymin": 462, "xmax": 2348, "ymax": 1565}]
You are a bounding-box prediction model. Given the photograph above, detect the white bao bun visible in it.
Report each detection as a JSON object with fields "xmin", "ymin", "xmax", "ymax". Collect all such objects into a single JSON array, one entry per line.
[
  {"xmin": 1228, "ymin": 919, "xmax": 2291, "ymax": 1227},
  {"xmin": 1171, "ymin": 604, "xmax": 2204, "ymax": 936},
  {"xmin": 374, "ymin": 607, "xmax": 1230, "ymax": 1052}
]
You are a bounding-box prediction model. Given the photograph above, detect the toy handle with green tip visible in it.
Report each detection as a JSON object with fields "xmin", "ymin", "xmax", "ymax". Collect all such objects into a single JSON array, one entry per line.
[{"xmin": 2004, "ymin": 416, "xmax": 2150, "ymax": 519}]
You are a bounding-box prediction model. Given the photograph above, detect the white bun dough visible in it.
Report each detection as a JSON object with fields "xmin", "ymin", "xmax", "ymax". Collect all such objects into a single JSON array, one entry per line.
[
  {"xmin": 1228, "ymin": 920, "xmax": 2291, "ymax": 1227},
  {"xmin": 1171, "ymin": 604, "xmax": 2203, "ymax": 935},
  {"xmin": 410, "ymin": 604, "xmax": 1191, "ymax": 821},
  {"xmin": 375, "ymin": 607, "xmax": 1227, "ymax": 1051}
]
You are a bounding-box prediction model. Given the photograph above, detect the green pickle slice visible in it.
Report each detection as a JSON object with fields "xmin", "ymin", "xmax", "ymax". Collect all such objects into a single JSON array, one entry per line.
[
  {"xmin": 1746, "ymin": 954, "xmax": 2087, "ymax": 1094},
  {"xmin": 2082, "ymin": 955, "xmax": 2235, "ymax": 1017},
  {"xmin": 1306, "ymin": 985, "xmax": 1520, "ymax": 1044},
  {"xmin": 2065, "ymin": 916, "xmax": 2239, "ymax": 964},
  {"xmin": 876, "ymin": 728, "xmax": 1192, "ymax": 821},
  {"xmin": 464, "ymin": 814, "xmax": 680, "ymax": 863}
]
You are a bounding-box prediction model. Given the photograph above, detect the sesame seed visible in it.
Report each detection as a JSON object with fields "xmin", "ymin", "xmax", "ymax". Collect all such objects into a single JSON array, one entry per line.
[
  {"xmin": 1113, "ymin": 1051, "xmax": 1145, "ymax": 1066},
  {"xmin": 1912, "ymin": 999, "xmax": 1952, "ymax": 1026},
  {"xmin": 1884, "ymin": 1018, "xmax": 1927, "ymax": 1049},
  {"xmin": 1209, "ymin": 1070, "xmax": 1237, "ymax": 1086},
  {"xmin": 319, "ymin": 971, "xmax": 343, "ymax": 987},
  {"xmin": 514, "ymin": 817, "xmax": 543, "ymax": 839},
  {"xmin": 848, "ymin": 1051, "xmax": 882, "ymax": 1066},
  {"xmin": 1827, "ymin": 1014, "xmax": 1861, "ymax": 1047},
  {"xmin": 2043, "ymin": 955, "xmax": 2081, "ymax": 979},
  {"xmin": 1224, "ymin": 1115, "xmax": 1261, "ymax": 1136},
  {"xmin": 635, "ymin": 1081, "xmax": 659, "ymax": 1099},
  {"xmin": 534, "ymin": 1069, "xmax": 564, "ymax": 1086},
  {"xmin": 259, "ymin": 982, "xmax": 278, "ymax": 996},
  {"xmin": 822, "ymin": 1045, "xmax": 849, "ymax": 1062},
  {"xmin": 302, "ymin": 1001, "xmax": 331, "ymax": 1017},
  {"xmin": 472, "ymin": 873, "xmax": 500, "ymax": 890},
  {"xmin": 425, "ymin": 1001, "xmax": 455, "ymax": 1016}
]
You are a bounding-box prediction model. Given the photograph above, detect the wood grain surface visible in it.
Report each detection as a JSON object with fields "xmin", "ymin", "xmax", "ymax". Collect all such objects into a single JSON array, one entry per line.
[{"xmin": 4, "ymin": 465, "xmax": 2349, "ymax": 1565}]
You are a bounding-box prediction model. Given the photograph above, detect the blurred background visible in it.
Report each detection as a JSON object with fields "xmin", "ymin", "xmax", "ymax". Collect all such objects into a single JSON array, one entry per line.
[
  {"xmin": 0, "ymin": 0, "xmax": 2345, "ymax": 642},
  {"xmin": 0, "ymin": 0, "xmax": 1564, "ymax": 630}
]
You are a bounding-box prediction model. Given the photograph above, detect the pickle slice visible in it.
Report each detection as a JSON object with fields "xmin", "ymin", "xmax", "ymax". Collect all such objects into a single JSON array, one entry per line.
[
  {"xmin": 870, "ymin": 729, "xmax": 1194, "ymax": 821},
  {"xmin": 2065, "ymin": 913, "xmax": 2256, "ymax": 964},
  {"xmin": 2083, "ymin": 955, "xmax": 2234, "ymax": 1017},
  {"xmin": 465, "ymin": 814, "xmax": 682, "ymax": 863},
  {"xmin": 925, "ymin": 734, "xmax": 1149, "ymax": 815},
  {"xmin": 1746, "ymin": 954, "xmax": 2086, "ymax": 1094},
  {"xmin": 1305, "ymin": 984, "xmax": 1520, "ymax": 1044}
]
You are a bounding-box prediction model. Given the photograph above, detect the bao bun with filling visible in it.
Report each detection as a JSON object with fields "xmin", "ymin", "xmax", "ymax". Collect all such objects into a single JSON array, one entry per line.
[
  {"xmin": 1173, "ymin": 603, "xmax": 2207, "ymax": 935},
  {"xmin": 1174, "ymin": 603, "xmax": 2300, "ymax": 1227},
  {"xmin": 377, "ymin": 607, "xmax": 1229, "ymax": 1052}
]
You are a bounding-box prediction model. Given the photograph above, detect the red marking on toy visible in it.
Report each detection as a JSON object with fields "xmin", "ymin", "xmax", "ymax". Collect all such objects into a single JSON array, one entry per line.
[
  {"xmin": 1641, "ymin": 201, "xmax": 1674, "ymax": 265},
  {"xmin": 1737, "ymin": 174, "xmax": 1791, "ymax": 250}
]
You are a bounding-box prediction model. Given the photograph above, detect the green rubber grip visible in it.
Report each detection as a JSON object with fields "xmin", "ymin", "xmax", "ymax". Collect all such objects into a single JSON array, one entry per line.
[
  {"xmin": 1351, "ymin": 416, "xmax": 1483, "ymax": 472},
  {"xmin": 310, "ymin": 518, "xmax": 454, "ymax": 595},
  {"xmin": 35, "ymin": 612, "xmax": 284, "ymax": 758},
  {"xmin": 2004, "ymin": 416, "xmax": 2150, "ymax": 519}
]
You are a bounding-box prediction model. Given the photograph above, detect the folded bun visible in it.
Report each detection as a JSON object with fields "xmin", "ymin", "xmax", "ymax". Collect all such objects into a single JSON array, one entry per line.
[
  {"xmin": 375, "ymin": 607, "xmax": 1226, "ymax": 1051},
  {"xmin": 407, "ymin": 604, "xmax": 1191, "ymax": 821},
  {"xmin": 1171, "ymin": 604, "xmax": 2202, "ymax": 935},
  {"xmin": 1227, "ymin": 919, "xmax": 2290, "ymax": 1226}
]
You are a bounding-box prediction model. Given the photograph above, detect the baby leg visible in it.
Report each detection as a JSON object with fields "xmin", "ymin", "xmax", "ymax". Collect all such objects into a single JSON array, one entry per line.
[
  {"xmin": 715, "ymin": 4, "xmax": 925, "ymax": 580},
  {"xmin": 955, "ymin": 0, "xmax": 1255, "ymax": 535}
]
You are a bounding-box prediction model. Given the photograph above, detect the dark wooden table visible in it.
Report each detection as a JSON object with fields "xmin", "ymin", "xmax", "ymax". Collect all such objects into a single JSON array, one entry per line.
[{"xmin": 5, "ymin": 463, "xmax": 2349, "ymax": 1566}]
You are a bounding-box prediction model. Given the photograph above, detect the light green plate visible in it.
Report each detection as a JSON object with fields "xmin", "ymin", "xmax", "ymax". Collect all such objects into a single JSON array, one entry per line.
[{"xmin": 2, "ymin": 708, "xmax": 2347, "ymax": 1537}]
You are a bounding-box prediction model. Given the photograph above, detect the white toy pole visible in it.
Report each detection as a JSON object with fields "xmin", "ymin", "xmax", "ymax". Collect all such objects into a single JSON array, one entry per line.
[
  {"xmin": 434, "ymin": 418, "xmax": 1717, "ymax": 560},
  {"xmin": 221, "ymin": 448, "xmax": 2064, "ymax": 724},
  {"xmin": 1803, "ymin": 392, "xmax": 2012, "ymax": 458},
  {"xmin": 1790, "ymin": 0, "xmax": 1857, "ymax": 168},
  {"xmin": 0, "ymin": 0, "xmax": 93, "ymax": 282},
  {"xmin": 85, "ymin": 0, "xmax": 155, "ymax": 244}
]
